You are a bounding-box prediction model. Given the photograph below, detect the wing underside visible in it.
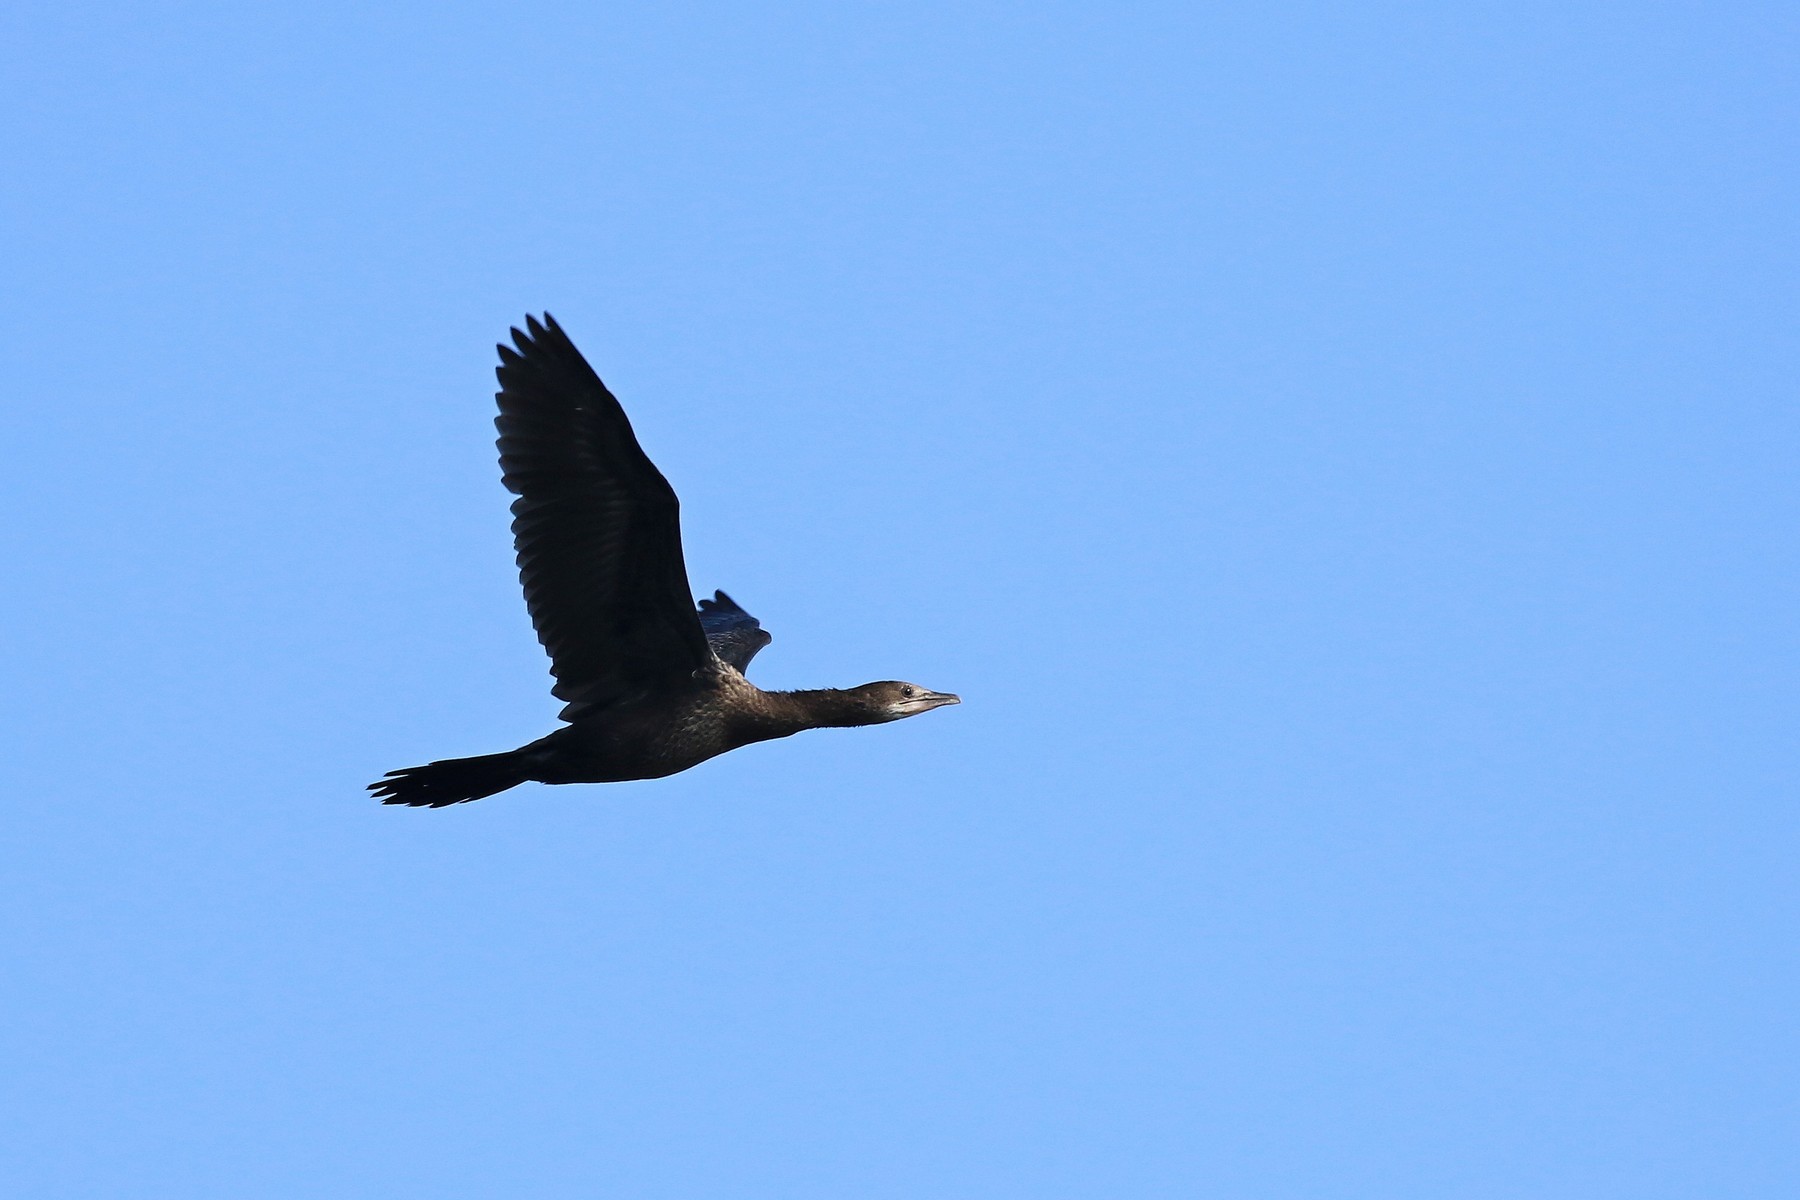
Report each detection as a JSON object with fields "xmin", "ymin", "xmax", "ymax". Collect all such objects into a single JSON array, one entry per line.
[{"xmin": 494, "ymin": 314, "xmax": 715, "ymax": 720}]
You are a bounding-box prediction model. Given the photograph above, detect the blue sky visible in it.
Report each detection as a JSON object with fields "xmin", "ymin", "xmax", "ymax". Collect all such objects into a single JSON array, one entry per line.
[{"xmin": 4, "ymin": 2, "xmax": 1795, "ymax": 1196}]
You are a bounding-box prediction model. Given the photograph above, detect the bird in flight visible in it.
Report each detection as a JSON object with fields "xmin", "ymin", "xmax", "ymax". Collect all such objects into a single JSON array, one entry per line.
[{"xmin": 370, "ymin": 315, "xmax": 959, "ymax": 807}]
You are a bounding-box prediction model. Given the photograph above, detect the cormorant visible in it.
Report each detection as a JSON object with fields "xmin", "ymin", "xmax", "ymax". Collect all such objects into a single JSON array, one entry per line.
[{"xmin": 369, "ymin": 314, "xmax": 959, "ymax": 807}]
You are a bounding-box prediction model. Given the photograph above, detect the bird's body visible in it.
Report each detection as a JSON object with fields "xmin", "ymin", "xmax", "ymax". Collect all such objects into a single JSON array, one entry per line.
[
  {"xmin": 525, "ymin": 670, "xmax": 901, "ymax": 783},
  {"xmin": 371, "ymin": 315, "xmax": 957, "ymax": 807}
]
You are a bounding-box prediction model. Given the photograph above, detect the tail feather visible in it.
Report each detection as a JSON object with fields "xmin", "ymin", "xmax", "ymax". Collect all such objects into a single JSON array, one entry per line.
[{"xmin": 369, "ymin": 750, "xmax": 530, "ymax": 808}]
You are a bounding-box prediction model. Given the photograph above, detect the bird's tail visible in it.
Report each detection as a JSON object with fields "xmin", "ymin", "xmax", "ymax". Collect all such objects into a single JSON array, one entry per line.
[{"xmin": 369, "ymin": 750, "xmax": 531, "ymax": 808}]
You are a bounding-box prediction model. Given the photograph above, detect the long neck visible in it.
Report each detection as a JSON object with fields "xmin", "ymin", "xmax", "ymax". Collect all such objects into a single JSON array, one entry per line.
[{"xmin": 748, "ymin": 687, "xmax": 879, "ymax": 736}]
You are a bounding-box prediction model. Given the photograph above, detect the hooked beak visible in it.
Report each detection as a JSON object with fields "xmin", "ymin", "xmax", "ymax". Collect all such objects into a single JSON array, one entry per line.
[{"xmin": 918, "ymin": 690, "xmax": 961, "ymax": 711}]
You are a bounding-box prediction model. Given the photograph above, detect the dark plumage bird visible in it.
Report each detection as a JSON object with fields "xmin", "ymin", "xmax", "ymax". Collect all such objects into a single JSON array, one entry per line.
[{"xmin": 370, "ymin": 315, "xmax": 959, "ymax": 807}]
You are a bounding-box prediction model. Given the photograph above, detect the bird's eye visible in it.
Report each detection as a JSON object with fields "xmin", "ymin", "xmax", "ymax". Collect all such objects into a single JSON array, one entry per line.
[{"xmin": 901, "ymin": 686, "xmax": 916, "ymax": 699}]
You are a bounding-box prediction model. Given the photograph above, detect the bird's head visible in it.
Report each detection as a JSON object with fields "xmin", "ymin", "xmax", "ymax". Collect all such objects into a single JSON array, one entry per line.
[{"xmin": 848, "ymin": 681, "xmax": 962, "ymax": 723}]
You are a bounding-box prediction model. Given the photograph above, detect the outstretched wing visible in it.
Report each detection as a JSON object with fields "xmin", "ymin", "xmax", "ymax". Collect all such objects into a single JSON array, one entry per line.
[
  {"xmin": 697, "ymin": 590, "xmax": 772, "ymax": 674},
  {"xmin": 494, "ymin": 314, "xmax": 714, "ymax": 720}
]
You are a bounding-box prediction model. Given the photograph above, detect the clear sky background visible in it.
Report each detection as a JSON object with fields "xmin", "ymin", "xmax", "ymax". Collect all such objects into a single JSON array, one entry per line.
[{"xmin": 4, "ymin": 2, "xmax": 1795, "ymax": 1196}]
